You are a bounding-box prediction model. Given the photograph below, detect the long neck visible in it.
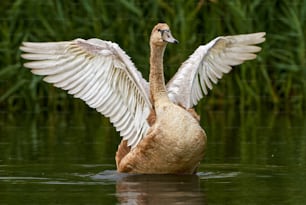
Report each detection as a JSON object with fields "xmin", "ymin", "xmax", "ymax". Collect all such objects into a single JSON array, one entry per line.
[{"xmin": 149, "ymin": 44, "xmax": 169, "ymax": 103}]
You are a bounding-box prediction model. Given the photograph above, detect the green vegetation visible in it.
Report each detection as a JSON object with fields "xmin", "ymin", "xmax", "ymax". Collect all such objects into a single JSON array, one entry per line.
[{"xmin": 0, "ymin": 0, "xmax": 305, "ymax": 113}]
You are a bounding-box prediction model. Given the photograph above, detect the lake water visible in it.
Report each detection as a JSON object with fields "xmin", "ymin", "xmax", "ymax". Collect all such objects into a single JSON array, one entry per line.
[{"xmin": 1, "ymin": 109, "xmax": 306, "ymax": 204}]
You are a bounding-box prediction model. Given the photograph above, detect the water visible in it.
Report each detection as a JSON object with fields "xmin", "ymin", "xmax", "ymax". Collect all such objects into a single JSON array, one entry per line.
[{"xmin": 1, "ymin": 109, "xmax": 306, "ymax": 204}]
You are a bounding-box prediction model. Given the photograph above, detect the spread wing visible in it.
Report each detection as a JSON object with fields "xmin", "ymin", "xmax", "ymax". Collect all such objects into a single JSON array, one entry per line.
[
  {"xmin": 166, "ymin": 32, "xmax": 266, "ymax": 108},
  {"xmin": 20, "ymin": 38, "xmax": 151, "ymax": 148}
]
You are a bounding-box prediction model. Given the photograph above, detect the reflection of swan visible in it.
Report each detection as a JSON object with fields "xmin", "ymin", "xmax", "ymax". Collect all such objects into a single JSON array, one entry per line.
[
  {"xmin": 20, "ymin": 23, "xmax": 265, "ymax": 174},
  {"xmin": 116, "ymin": 174, "xmax": 205, "ymax": 205}
]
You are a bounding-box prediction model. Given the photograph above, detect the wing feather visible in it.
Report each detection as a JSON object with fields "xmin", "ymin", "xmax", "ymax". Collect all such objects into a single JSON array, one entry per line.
[
  {"xmin": 20, "ymin": 38, "xmax": 151, "ymax": 148},
  {"xmin": 167, "ymin": 32, "xmax": 265, "ymax": 108}
]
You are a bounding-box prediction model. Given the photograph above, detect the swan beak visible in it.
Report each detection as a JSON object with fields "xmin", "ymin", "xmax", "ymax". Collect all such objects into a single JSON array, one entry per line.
[
  {"xmin": 169, "ymin": 38, "xmax": 179, "ymax": 44},
  {"xmin": 161, "ymin": 30, "xmax": 179, "ymax": 44}
]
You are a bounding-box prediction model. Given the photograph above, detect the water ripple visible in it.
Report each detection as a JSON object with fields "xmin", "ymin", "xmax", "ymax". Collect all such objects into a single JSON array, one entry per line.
[{"xmin": 197, "ymin": 171, "xmax": 240, "ymax": 180}]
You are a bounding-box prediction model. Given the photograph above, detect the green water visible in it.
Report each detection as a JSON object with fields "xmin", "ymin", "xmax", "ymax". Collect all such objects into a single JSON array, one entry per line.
[{"xmin": 1, "ymin": 109, "xmax": 306, "ymax": 204}]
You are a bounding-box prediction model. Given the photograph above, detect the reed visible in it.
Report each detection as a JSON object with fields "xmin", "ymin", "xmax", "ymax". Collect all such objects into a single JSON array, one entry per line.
[{"xmin": 0, "ymin": 0, "xmax": 305, "ymax": 113}]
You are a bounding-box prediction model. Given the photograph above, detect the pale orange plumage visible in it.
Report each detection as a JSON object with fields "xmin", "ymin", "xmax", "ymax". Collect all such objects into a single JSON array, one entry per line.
[{"xmin": 115, "ymin": 24, "xmax": 206, "ymax": 174}]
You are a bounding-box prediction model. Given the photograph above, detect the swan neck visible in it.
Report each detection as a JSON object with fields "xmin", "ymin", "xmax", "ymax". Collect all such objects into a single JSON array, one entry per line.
[{"xmin": 149, "ymin": 44, "xmax": 169, "ymax": 103}]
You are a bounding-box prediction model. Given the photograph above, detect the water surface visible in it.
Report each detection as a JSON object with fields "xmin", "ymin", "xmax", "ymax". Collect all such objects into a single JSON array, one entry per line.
[{"xmin": 1, "ymin": 110, "xmax": 306, "ymax": 204}]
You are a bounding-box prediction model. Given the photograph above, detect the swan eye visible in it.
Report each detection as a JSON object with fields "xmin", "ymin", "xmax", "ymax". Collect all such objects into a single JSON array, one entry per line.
[
  {"xmin": 157, "ymin": 29, "xmax": 164, "ymax": 35},
  {"xmin": 156, "ymin": 29, "xmax": 178, "ymax": 43},
  {"xmin": 158, "ymin": 29, "xmax": 169, "ymax": 36}
]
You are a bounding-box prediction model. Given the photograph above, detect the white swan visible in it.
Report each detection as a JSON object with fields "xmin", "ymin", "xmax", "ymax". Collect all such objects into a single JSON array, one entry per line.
[{"xmin": 20, "ymin": 23, "xmax": 265, "ymax": 174}]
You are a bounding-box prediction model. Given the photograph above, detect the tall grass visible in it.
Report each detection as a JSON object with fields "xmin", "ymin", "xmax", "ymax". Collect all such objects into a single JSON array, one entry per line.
[{"xmin": 0, "ymin": 0, "xmax": 305, "ymax": 113}]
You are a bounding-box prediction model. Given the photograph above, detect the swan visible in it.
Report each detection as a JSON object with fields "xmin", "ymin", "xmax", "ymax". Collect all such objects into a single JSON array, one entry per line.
[{"xmin": 20, "ymin": 23, "xmax": 265, "ymax": 174}]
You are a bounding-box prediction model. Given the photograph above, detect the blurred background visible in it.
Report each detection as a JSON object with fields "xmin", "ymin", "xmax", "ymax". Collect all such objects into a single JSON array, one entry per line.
[
  {"xmin": 1, "ymin": 1, "xmax": 306, "ymax": 204},
  {"xmin": 0, "ymin": 0, "xmax": 305, "ymax": 113}
]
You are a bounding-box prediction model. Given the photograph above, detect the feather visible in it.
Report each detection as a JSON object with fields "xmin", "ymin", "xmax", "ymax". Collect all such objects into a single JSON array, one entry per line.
[
  {"xmin": 20, "ymin": 39, "xmax": 152, "ymax": 148},
  {"xmin": 167, "ymin": 32, "xmax": 266, "ymax": 108}
]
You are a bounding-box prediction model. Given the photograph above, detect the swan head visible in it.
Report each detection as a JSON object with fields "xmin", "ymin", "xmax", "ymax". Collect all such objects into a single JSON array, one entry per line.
[{"xmin": 150, "ymin": 23, "xmax": 179, "ymax": 46}]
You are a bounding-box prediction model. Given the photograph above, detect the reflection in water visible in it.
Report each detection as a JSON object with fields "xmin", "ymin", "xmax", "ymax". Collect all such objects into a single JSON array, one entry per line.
[
  {"xmin": 115, "ymin": 174, "xmax": 205, "ymax": 205},
  {"xmin": 1, "ymin": 110, "xmax": 306, "ymax": 204},
  {"xmin": 91, "ymin": 171, "xmax": 206, "ymax": 205}
]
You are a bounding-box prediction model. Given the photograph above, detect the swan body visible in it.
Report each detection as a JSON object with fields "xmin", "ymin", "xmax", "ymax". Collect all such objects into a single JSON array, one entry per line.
[
  {"xmin": 117, "ymin": 100, "xmax": 205, "ymax": 173},
  {"xmin": 20, "ymin": 23, "xmax": 265, "ymax": 174}
]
